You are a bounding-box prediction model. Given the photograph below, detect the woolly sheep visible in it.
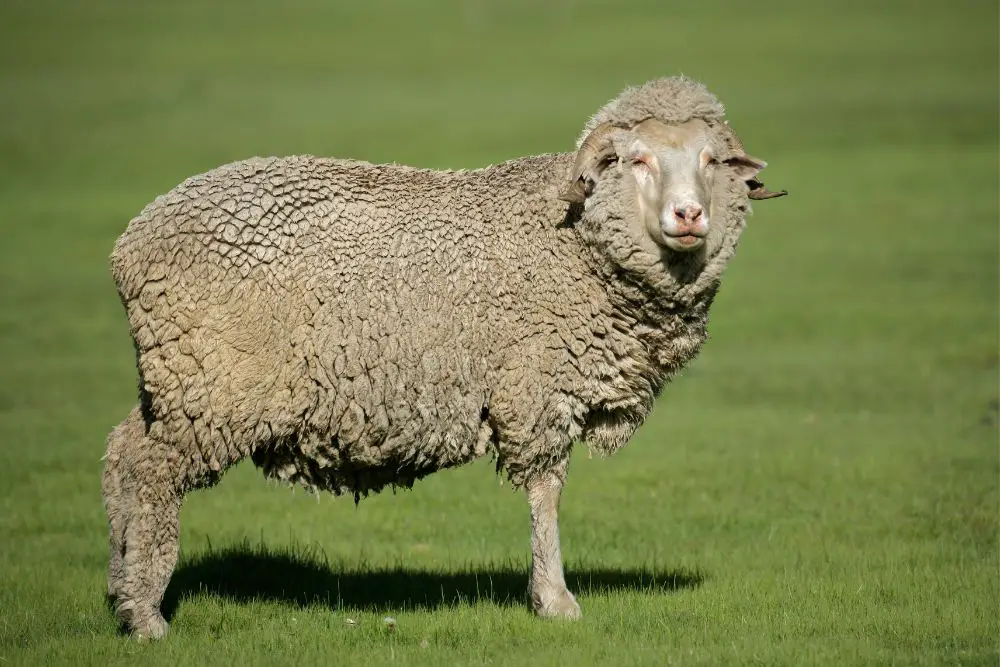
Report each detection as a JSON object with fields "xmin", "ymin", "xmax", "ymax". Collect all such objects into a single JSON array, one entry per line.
[{"xmin": 103, "ymin": 75, "xmax": 785, "ymax": 639}]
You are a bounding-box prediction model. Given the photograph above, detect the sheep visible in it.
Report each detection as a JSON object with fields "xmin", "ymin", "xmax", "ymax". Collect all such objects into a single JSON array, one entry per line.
[{"xmin": 103, "ymin": 75, "xmax": 785, "ymax": 639}]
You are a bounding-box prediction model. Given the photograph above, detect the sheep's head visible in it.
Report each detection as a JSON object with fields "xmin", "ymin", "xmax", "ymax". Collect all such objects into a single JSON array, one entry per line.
[{"xmin": 560, "ymin": 118, "xmax": 783, "ymax": 254}]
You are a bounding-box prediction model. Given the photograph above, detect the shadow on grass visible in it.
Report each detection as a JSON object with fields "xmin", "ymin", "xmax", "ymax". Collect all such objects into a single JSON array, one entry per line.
[{"xmin": 161, "ymin": 541, "xmax": 703, "ymax": 618}]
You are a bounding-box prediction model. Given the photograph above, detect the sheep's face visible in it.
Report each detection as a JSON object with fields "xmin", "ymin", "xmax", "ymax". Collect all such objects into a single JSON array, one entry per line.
[
  {"xmin": 561, "ymin": 118, "xmax": 768, "ymax": 255},
  {"xmin": 627, "ymin": 120, "xmax": 720, "ymax": 253}
]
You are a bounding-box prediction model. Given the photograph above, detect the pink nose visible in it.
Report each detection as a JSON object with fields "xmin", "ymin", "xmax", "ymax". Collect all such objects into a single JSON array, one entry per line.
[{"xmin": 673, "ymin": 205, "xmax": 703, "ymax": 223}]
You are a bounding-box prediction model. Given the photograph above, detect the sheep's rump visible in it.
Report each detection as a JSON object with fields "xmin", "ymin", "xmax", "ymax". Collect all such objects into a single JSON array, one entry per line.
[{"xmin": 111, "ymin": 155, "xmax": 562, "ymax": 495}]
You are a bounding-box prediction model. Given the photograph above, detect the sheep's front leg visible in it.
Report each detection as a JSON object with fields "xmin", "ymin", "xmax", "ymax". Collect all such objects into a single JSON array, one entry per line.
[{"xmin": 526, "ymin": 469, "xmax": 581, "ymax": 619}]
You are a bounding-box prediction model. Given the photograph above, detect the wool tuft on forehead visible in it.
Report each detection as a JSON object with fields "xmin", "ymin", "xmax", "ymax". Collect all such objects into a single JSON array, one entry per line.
[{"xmin": 576, "ymin": 76, "xmax": 726, "ymax": 149}]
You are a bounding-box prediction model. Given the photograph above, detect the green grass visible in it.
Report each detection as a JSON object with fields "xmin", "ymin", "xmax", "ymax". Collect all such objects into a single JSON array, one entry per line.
[{"xmin": 0, "ymin": 0, "xmax": 997, "ymax": 664}]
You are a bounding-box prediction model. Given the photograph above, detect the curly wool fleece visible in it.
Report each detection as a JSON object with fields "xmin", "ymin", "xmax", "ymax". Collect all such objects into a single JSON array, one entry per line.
[{"xmin": 109, "ymin": 76, "xmax": 760, "ymax": 499}]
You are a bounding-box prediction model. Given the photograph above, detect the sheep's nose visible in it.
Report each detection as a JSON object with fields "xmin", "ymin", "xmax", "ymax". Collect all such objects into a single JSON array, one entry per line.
[{"xmin": 673, "ymin": 204, "xmax": 703, "ymax": 223}]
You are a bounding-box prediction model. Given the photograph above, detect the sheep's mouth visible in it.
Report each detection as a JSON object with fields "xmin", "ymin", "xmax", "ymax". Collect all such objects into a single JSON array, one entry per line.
[
  {"xmin": 662, "ymin": 232, "xmax": 705, "ymax": 252},
  {"xmin": 667, "ymin": 233, "xmax": 702, "ymax": 246}
]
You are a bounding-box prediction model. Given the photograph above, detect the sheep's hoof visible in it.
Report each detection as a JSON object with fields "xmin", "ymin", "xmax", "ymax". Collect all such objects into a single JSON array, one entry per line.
[
  {"xmin": 533, "ymin": 588, "xmax": 582, "ymax": 620},
  {"xmin": 132, "ymin": 614, "xmax": 169, "ymax": 641},
  {"xmin": 116, "ymin": 599, "xmax": 169, "ymax": 640}
]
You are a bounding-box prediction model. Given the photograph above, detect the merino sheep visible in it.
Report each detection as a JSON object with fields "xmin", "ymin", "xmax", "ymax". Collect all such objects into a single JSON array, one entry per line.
[{"xmin": 103, "ymin": 75, "xmax": 785, "ymax": 639}]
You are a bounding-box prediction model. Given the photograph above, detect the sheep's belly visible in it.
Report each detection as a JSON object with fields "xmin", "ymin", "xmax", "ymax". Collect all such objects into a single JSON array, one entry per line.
[{"xmin": 250, "ymin": 424, "xmax": 493, "ymax": 499}]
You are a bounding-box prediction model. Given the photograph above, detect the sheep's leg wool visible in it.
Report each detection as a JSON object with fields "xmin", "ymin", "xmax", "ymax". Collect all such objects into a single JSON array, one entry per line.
[{"xmin": 103, "ymin": 409, "xmax": 180, "ymax": 639}]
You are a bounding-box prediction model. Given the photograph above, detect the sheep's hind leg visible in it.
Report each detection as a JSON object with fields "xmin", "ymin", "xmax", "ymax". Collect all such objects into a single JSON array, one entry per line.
[
  {"xmin": 109, "ymin": 425, "xmax": 187, "ymax": 640},
  {"xmin": 526, "ymin": 466, "xmax": 581, "ymax": 619},
  {"xmin": 102, "ymin": 407, "xmax": 145, "ymax": 601}
]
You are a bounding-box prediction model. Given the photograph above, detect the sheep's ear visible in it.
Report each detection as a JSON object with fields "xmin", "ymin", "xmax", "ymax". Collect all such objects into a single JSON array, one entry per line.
[
  {"xmin": 724, "ymin": 153, "xmax": 788, "ymax": 200},
  {"xmin": 713, "ymin": 121, "xmax": 788, "ymax": 200},
  {"xmin": 559, "ymin": 122, "xmax": 621, "ymax": 204},
  {"xmin": 723, "ymin": 153, "xmax": 767, "ymax": 180}
]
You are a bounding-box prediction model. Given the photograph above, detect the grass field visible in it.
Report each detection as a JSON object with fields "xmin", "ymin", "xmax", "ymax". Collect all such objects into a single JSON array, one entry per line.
[{"xmin": 0, "ymin": 0, "xmax": 997, "ymax": 664}]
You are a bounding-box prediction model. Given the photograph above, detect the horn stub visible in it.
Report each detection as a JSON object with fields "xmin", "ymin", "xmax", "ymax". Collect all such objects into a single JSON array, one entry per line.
[
  {"xmin": 747, "ymin": 180, "xmax": 788, "ymax": 200},
  {"xmin": 559, "ymin": 122, "xmax": 621, "ymax": 204}
]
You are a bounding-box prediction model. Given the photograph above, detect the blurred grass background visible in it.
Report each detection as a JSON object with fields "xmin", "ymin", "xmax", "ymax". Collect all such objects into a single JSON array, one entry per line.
[{"xmin": 0, "ymin": 0, "xmax": 997, "ymax": 665}]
